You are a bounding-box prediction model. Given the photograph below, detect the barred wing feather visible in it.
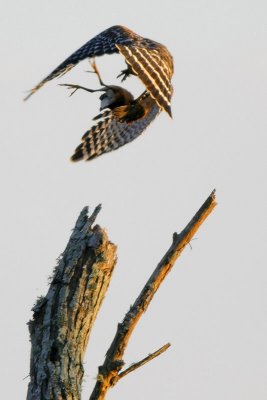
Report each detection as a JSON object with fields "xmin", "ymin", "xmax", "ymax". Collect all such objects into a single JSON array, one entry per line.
[{"xmin": 71, "ymin": 95, "xmax": 159, "ymax": 162}]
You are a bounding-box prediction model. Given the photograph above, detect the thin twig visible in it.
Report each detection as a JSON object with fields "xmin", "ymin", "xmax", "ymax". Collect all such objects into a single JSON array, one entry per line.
[{"xmin": 117, "ymin": 343, "xmax": 171, "ymax": 381}]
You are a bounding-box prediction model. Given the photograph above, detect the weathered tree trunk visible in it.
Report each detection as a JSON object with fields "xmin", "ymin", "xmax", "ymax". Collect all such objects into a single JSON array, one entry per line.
[
  {"xmin": 27, "ymin": 191, "xmax": 217, "ymax": 400},
  {"xmin": 27, "ymin": 205, "xmax": 117, "ymax": 400}
]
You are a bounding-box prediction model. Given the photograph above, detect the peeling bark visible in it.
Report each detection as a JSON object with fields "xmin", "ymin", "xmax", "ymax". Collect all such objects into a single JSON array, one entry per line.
[{"xmin": 27, "ymin": 206, "xmax": 117, "ymax": 400}]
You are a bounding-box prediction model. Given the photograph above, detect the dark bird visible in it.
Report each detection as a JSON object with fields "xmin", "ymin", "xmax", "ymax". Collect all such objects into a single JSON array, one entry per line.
[
  {"xmin": 24, "ymin": 25, "xmax": 174, "ymax": 116},
  {"xmin": 60, "ymin": 62, "xmax": 160, "ymax": 162}
]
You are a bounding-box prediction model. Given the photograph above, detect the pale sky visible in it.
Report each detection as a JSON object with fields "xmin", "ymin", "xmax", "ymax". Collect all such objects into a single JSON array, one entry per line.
[{"xmin": 1, "ymin": 1, "xmax": 267, "ymax": 399}]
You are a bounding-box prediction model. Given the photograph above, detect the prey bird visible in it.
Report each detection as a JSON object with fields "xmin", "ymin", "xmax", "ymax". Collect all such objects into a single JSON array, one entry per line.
[
  {"xmin": 60, "ymin": 61, "xmax": 160, "ymax": 162},
  {"xmin": 24, "ymin": 25, "xmax": 174, "ymax": 116}
]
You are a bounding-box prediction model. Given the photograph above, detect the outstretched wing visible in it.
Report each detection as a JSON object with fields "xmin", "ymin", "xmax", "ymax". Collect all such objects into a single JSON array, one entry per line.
[
  {"xmin": 24, "ymin": 26, "xmax": 174, "ymax": 116},
  {"xmin": 24, "ymin": 25, "xmax": 137, "ymax": 100},
  {"xmin": 116, "ymin": 44, "xmax": 173, "ymax": 116},
  {"xmin": 71, "ymin": 93, "xmax": 160, "ymax": 162}
]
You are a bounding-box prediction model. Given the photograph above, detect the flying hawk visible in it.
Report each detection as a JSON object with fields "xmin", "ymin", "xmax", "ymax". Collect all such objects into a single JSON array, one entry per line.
[
  {"xmin": 61, "ymin": 62, "xmax": 160, "ymax": 162},
  {"xmin": 24, "ymin": 25, "xmax": 174, "ymax": 116}
]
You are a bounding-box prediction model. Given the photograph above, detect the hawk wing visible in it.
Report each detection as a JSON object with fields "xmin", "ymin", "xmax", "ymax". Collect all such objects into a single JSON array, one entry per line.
[
  {"xmin": 71, "ymin": 93, "xmax": 160, "ymax": 162},
  {"xmin": 24, "ymin": 25, "xmax": 140, "ymax": 100},
  {"xmin": 116, "ymin": 44, "xmax": 173, "ymax": 116},
  {"xmin": 24, "ymin": 26, "xmax": 174, "ymax": 116}
]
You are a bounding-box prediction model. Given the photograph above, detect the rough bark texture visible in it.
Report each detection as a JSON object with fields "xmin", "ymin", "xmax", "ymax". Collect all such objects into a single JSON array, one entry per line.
[
  {"xmin": 89, "ymin": 190, "xmax": 217, "ymax": 400},
  {"xmin": 27, "ymin": 205, "xmax": 117, "ymax": 400}
]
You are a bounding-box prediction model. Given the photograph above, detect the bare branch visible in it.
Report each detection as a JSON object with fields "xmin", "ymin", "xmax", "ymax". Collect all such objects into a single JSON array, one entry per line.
[{"xmin": 89, "ymin": 190, "xmax": 217, "ymax": 400}]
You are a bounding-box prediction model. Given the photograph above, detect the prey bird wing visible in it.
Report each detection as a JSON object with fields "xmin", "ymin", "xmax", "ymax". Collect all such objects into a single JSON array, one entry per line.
[
  {"xmin": 25, "ymin": 25, "xmax": 173, "ymax": 116},
  {"xmin": 71, "ymin": 91, "xmax": 160, "ymax": 162}
]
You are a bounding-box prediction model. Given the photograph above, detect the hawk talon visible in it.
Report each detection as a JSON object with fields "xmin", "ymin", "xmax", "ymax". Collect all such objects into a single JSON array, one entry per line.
[
  {"xmin": 58, "ymin": 84, "xmax": 81, "ymax": 96},
  {"xmin": 117, "ymin": 68, "xmax": 131, "ymax": 82},
  {"xmin": 60, "ymin": 63, "xmax": 110, "ymax": 100},
  {"xmin": 59, "ymin": 83, "xmax": 103, "ymax": 96}
]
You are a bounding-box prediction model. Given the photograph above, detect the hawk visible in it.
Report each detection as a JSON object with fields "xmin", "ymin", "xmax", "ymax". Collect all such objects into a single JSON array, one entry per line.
[
  {"xmin": 24, "ymin": 25, "xmax": 174, "ymax": 116},
  {"xmin": 61, "ymin": 62, "xmax": 160, "ymax": 162}
]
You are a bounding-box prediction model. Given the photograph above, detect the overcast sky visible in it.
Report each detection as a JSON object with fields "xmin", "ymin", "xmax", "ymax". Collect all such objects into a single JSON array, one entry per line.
[{"xmin": 1, "ymin": 1, "xmax": 267, "ymax": 399}]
